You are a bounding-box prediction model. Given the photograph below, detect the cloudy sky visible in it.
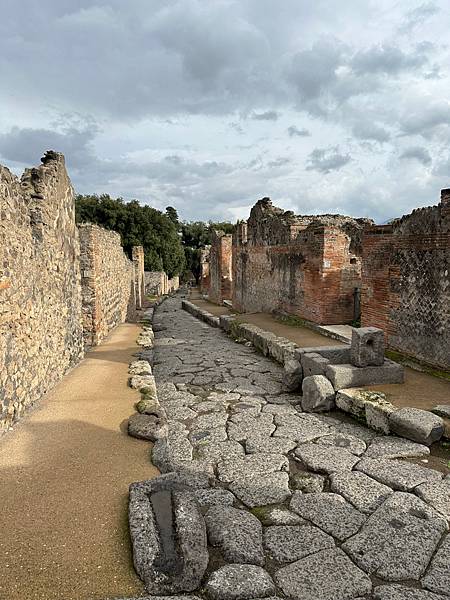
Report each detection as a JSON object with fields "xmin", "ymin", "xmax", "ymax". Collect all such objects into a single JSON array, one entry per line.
[{"xmin": 1, "ymin": 0, "xmax": 449, "ymax": 223}]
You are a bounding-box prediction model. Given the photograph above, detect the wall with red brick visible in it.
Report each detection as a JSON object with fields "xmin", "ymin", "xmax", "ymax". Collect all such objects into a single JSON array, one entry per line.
[
  {"xmin": 362, "ymin": 190, "xmax": 450, "ymax": 370},
  {"xmin": 232, "ymin": 198, "xmax": 369, "ymax": 325},
  {"xmin": 208, "ymin": 231, "xmax": 232, "ymax": 305}
]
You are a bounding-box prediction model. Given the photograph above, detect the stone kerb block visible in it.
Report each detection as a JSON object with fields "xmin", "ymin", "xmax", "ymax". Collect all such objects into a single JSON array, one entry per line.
[
  {"xmin": 302, "ymin": 352, "xmax": 330, "ymax": 377},
  {"xmin": 389, "ymin": 408, "xmax": 444, "ymax": 445},
  {"xmin": 351, "ymin": 327, "xmax": 385, "ymax": 367},
  {"xmin": 325, "ymin": 359, "xmax": 404, "ymax": 390},
  {"xmin": 219, "ymin": 315, "xmax": 235, "ymax": 333},
  {"xmin": 301, "ymin": 375, "xmax": 336, "ymax": 412}
]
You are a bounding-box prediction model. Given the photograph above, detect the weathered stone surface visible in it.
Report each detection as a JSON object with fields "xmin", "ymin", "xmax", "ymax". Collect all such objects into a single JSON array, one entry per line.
[
  {"xmin": 253, "ymin": 506, "xmax": 306, "ymax": 526},
  {"xmin": 422, "ymin": 534, "xmax": 450, "ymax": 596},
  {"xmin": 415, "ymin": 479, "xmax": 450, "ymax": 523},
  {"xmin": 264, "ymin": 525, "xmax": 335, "ymax": 562},
  {"xmin": 195, "ymin": 440, "xmax": 245, "ymax": 463},
  {"xmin": 290, "ymin": 472, "xmax": 325, "ymax": 493},
  {"xmin": 228, "ymin": 414, "xmax": 275, "ymax": 442},
  {"xmin": 205, "ymin": 506, "xmax": 264, "ymax": 565},
  {"xmin": 295, "ymin": 443, "xmax": 360, "ymax": 474},
  {"xmin": 301, "ymin": 352, "xmax": 330, "ymax": 377},
  {"xmin": 365, "ymin": 435, "xmax": 430, "ymax": 459},
  {"xmin": 351, "ymin": 326, "xmax": 385, "ymax": 367},
  {"xmin": 229, "ymin": 472, "xmax": 291, "ymax": 508},
  {"xmin": 290, "ymin": 492, "xmax": 366, "ymax": 541},
  {"xmin": 129, "ymin": 487, "xmax": 208, "ymax": 594},
  {"xmin": 432, "ymin": 405, "xmax": 450, "ymax": 419},
  {"xmin": 130, "ymin": 374, "xmax": 157, "ymax": 393},
  {"xmin": 129, "ymin": 360, "xmax": 152, "ymax": 375},
  {"xmin": 136, "ymin": 395, "xmax": 163, "ymax": 417},
  {"xmin": 330, "ymin": 471, "xmax": 393, "ymax": 514},
  {"xmin": 356, "ymin": 458, "xmax": 443, "ymax": 491},
  {"xmin": 205, "ymin": 565, "xmax": 275, "ymax": 600},
  {"xmin": 189, "ymin": 427, "xmax": 228, "ymax": 445},
  {"xmin": 275, "ymin": 548, "xmax": 372, "ymax": 600},
  {"xmin": 274, "ymin": 415, "xmax": 331, "ymax": 443},
  {"xmin": 301, "ymin": 375, "xmax": 335, "ymax": 413},
  {"xmin": 217, "ymin": 453, "xmax": 289, "ymax": 483},
  {"xmin": 246, "ymin": 434, "xmax": 296, "ymax": 455},
  {"xmin": 316, "ymin": 432, "xmax": 367, "ymax": 456},
  {"xmin": 282, "ymin": 359, "xmax": 303, "ymax": 392},
  {"xmin": 152, "ymin": 434, "xmax": 193, "ymax": 473},
  {"xmin": 342, "ymin": 492, "xmax": 447, "ymax": 581},
  {"xmin": 128, "ymin": 413, "xmax": 168, "ymax": 441},
  {"xmin": 193, "ymin": 488, "xmax": 235, "ymax": 509},
  {"xmin": 373, "ymin": 585, "xmax": 448, "ymax": 599},
  {"xmin": 326, "ymin": 360, "xmax": 404, "ymax": 390},
  {"xmin": 389, "ymin": 408, "xmax": 444, "ymax": 445}
]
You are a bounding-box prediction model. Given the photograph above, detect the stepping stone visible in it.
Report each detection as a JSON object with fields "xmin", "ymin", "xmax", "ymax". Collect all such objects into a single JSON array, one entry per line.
[
  {"xmin": 315, "ymin": 432, "xmax": 367, "ymax": 456},
  {"xmin": 342, "ymin": 492, "xmax": 447, "ymax": 581},
  {"xmin": 330, "ymin": 471, "xmax": 393, "ymax": 514},
  {"xmin": 229, "ymin": 472, "xmax": 291, "ymax": 508},
  {"xmin": 415, "ymin": 479, "xmax": 450, "ymax": 523},
  {"xmin": 217, "ymin": 453, "xmax": 288, "ymax": 483},
  {"xmin": 205, "ymin": 565, "xmax": 275, "ymax": 600},
  {"xmin": 264, "ymin": 525, "xmax": 335, "ymax": 562},
  {"xmin": 356, "ymin": 458, "xmax": 443, "ymax": 491},
  {"xmin": 295, "ymin": 443, "xmax": 360, "ymax": 474},
  {"xmin": 274, "ymin": 548, "xmax": 372, "ymax": 600},
  {"xmin": 422, "ymin": 534, "xmax": 450, "ymax": 596},
  {"xmin": 290, "ymin": 492, "xmax": 367, "ymax": 541},
  {"xmin": 364, "ymin": 436, "xmax": 430, "ymax": 459},
  {"xmin": 389, "ymin": 408, "xmax": 444, "ymax": 445},
  {"xmin": 193, "ymin": 489, "xmax": 235, "ymax": 509},
  {"xmin": 205, "ymin": 506, "xmax": 264, "ymax": 565},
  {"xmin": 374, "ymin": 585, "xmax": 448, "ymax": 599}
]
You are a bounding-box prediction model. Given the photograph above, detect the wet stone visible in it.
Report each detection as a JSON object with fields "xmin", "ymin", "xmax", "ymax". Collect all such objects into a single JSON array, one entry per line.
[
  {"xmin": 330, "ymin": 471, "xmax": 393, "ymax": 514},
  {"xmin": 342, "ymin": 492, "xmax": 447, "ymax": 581},
  {"xmin": 364, "ymin": 436, "xmax": 430, "ymax": 460},
  {"xmin": 295, "ymin": 443, "xmax": 360, "ymax": 474},
  {"xmin": 274, "ymin": 548, "xmax": 372, "ymax": 600},
  {"xmin": 290, "ymin": 492, "xmax": 367, "ymax": 541},
  {"xmin": 205, "ymin": 564, "xmax": 276, "ymax": 600},
  {"xmin": 264, "ymin": 525, "xmax": 335, "ymax": 563},
  {"xmin": 205, "ymin": 506, "xmax": 264, "ymax": 565},
  {"xmin": 229, "ymin": 472, "xmax": 291, "ymax": 508},
  {"xmin": 356, "ymin": 458, "xmax": 443, "ymax": 491}
]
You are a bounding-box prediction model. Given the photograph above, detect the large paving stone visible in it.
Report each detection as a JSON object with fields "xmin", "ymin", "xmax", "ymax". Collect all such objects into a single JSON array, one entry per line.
[
  {"xmin": 205, "ymin": 565, "xmax": 276, "ymax": 600},
  {"xmin": 205, "ymin": 506, "xmax": 264, "ymax": 565},
  {"xmin": 330, "ymin": 471, "xmax": 393, "ymax": 514},
  {"xmin": 217, "ymin": 453, "xmax": 289, "ymax": 483},
  {"xmin": 315, "ymin": 432, "xmax": 367, "ymax": 456},
  {"xmin": 422, "ymin": 534, "xmax": 450, "ymax": 596},
  {"xmin": 128, "ymin": 413, "xmax": 168, "ymax": 441},
  {"xmin": 295, "ymin": 443, "xmax": 360, "ymax": 474},
  {"xmin": 274, "ymin": 548, "xmax": 372, "ymax": 600},
  {"xmin": 129, "ymin": 487, "xmax": 208, "ymax": 594},
  {"xmin": 415, "ymin": 479, "xmax": 450, "ymax": 523},
  {"xmin": 246, "ymin": 433, "xmax": 296, "ymax": 455},
  {"xmin": 229, "ymin": 472, "xmax": 291, "ymax": 508},
  {"xmin": 228, "ymin": 414, "xmax": 275, "ymax": 442},
  {"xmin": 356, "ymin": 458, "xmax": 443, "ymax": 491},
  {"xmin": 342, "ymin": 492, "xmax": 447, "ymax": 581},
  {"xmin": 364, "ymin": 436, "xmax": 430, "ymax": 459},
  {"xmin": 290, "ymin": 492, "xmax": 367, "ymax": 541},
  {"xmin": 253, "ymin": 506, "xmax": 307, "ymax": 526},
  {"xmin": 195, "ymin": 440, "xmax": 245, "ymax": 463},
  {"xmin": 274, "ymin": 415, "xmax": 332, "ymax": 443},
  {"xmin": 152, "ymin": 434, "xmax": 194, "ymax": 473},
  {"xmin": 193, "ymin": 488, "xmax": 235, "ymax": 509},
  {"xmin": 264, "ymin": 524, "xmax": 335, "ymax": 562},
  {"xmin": 389, "ymin": 408, "xmax": 444, "ymax": 445},
  {"xmin": 374, "ymin": 585, "xmax": 449, "ymax": 599}
]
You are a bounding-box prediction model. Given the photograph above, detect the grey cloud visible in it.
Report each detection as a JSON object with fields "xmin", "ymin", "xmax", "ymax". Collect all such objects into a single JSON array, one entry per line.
[
  {"xmin": 288, "ymin": 125, "xmax": 311, "ymax": 137},
  {"xmin": 399, "ymin": 146, "xmax": 432, "ymax": 165},
  {"xmin": 398, "ymin": 2, "xmax": 440, "ymax": 34},
  {"xmin": 400, "ymin": 102, "xmax": 450, "ymax": 137},
  {"xmin": 351, "ymin": 44, "xmax": 428, "ymax": 75},
  {"xmin": 251, "ymin": 110, "xmax": 279, "ymax": 121},
  {"xmin": 352, "ymin": 121, "xmax": 391, "ymax": 143},
  {"xmin": 267, "ymin": 156, "xmax": 291, "ymax": 168},
  {"xmin": 306, "ymin": 146, "xmax": 351, "ymax": 173}
]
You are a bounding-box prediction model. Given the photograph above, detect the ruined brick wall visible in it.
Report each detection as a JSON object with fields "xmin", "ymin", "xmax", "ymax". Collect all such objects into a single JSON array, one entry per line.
[
  {"xmin": 232, "ymin": 198, "xmax": 368, "ymax": 324},
  {"xmin": 362, "ymin": 190, "xmax": 450, "ymax": 369},
  {"xmin": 208, "ymin": 231, "xmax": 232, "ymax": 305},
  {"xmin": 78, "ymin": 224, "xmax": 139, "ymax": 348},
  {"xmin": 0, "ymin": 152, "xmax": 84, "ymax": 433},
  {"xmin": 145, "ymin": 271, "xmax": 168, "ymax": 295},
  {"xmin": 200, "ymin": 247, "xmax": 210, "ymax": 294}
]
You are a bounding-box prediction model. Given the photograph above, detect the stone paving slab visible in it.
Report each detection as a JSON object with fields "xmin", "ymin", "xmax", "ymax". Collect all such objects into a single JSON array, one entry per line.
[{"xmin": 125, "ymin": 297, "xmax": 450, "ymax": 600}]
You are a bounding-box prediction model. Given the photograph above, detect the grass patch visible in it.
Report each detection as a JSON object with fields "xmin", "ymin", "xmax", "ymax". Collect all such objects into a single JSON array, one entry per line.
[{"xmin": 275, "ymin": 314, "xmax": 308, "ymax": 328}]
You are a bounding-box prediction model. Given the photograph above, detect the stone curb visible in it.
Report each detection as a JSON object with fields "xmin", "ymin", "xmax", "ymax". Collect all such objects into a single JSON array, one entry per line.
[{"xmin": 181, "ymin": 300, "xmax": 444, "ymax": 445}]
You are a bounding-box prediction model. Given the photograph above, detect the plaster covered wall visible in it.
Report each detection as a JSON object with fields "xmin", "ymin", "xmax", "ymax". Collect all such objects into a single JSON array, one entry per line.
[{"xmin": 362, "ymin": 190, "xmax": 450, "ymax": 370}]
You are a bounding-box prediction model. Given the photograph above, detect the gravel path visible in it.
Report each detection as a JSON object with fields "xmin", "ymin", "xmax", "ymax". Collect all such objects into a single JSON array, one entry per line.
[{"xmin": 130, "ymin": 297, "xmax": 450, "ymax": 600}]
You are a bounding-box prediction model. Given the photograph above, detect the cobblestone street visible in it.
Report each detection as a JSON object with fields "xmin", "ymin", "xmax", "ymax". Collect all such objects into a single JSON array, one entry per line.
[{"xmin": 131, "ymin": 297, "xmax": 450, "ymax": 600}]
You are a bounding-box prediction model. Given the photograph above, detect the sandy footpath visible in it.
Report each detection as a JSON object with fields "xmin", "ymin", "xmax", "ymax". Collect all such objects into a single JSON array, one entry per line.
[{"xmin": 0, "ymin": 323, "xmax": 158, "ymax": 600}]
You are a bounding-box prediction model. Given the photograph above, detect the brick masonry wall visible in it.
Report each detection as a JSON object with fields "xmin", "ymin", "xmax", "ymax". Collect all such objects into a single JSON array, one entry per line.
[
  {"xmin": 145, "ymin": 271, "xmax": 179, "ymax": 295},
  {"xmin": 208, "ymin": 231, "xmax": 232, "ymax": 305},
  {"xmin": 362, "ymin": 191, "xmax": 450, "ymax": 370},
  {"xmin": 78, "ymin": 225, "xmax": 140, "ymax": 348},
  {"xmin": 0, "ymin": 152, "xmax": 84, "ymax": 433},
  {"xmin": 232, "ymin": 199, "xmax": 365, "ymax": 324}
]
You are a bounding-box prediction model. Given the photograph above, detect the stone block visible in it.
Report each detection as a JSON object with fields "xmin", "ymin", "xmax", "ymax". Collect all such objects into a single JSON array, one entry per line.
[
  {"xmin": 325, "ymin": 359, "xmax": 404, "ymax": 390},
  {"xmin": 282, "ymin": 359, "xmax": 303, "ymax": 392},
  {"xmin": 219, "ymin": 315, "xmax": 235, "ymax": 333},
  {"xmin": 296, "ymin": 345, "xmax": 351, "ymax": 365},
  {"xmin": 350, "ymin": 327, "xmax": 385, "ymax": 367},
  {"xmin": 301, "ymin": 375, "xmax": 335, "ymax": 413},
  {"xmin": 389, "ymin": 408, "xmax": 444, "ymax": 445},
  {"xmin": 301, "ymin": 352, "xmax": 330, "ymax": 377}
]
